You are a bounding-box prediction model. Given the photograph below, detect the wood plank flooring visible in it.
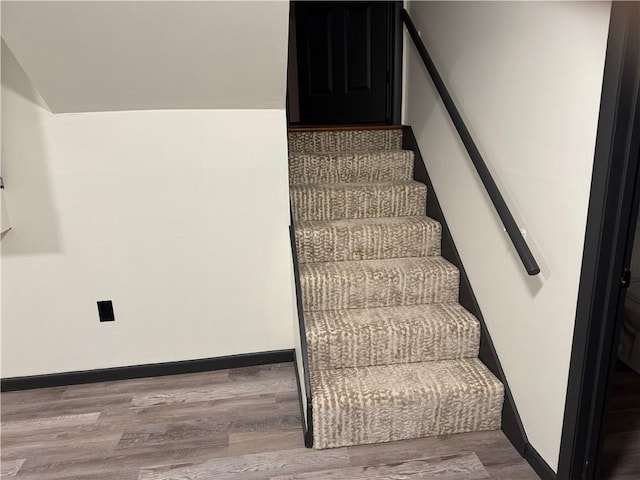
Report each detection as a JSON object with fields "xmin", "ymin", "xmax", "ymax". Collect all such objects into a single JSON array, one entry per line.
[{"xmin": 1, "ymin": 362, "xmax": 540, "ymax": 479}]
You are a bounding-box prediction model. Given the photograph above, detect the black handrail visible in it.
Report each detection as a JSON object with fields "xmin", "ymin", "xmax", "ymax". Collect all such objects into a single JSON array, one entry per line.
[{"xmin": 401, "ymin": 9, "xmax": 540, "ymax": 276}]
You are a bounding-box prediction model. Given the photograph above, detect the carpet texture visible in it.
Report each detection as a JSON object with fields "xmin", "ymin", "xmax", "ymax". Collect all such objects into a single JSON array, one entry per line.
[
  {"xmin": 288, "ymin": 129, "xmax": 403, "ymax": 153},
  {"xmin": 294, "ymin": 216, "xmax": 441, "ymax": 264},
  {"xmin": 289, "ymin": 150, "xmax": 414, "ymax": 185},
  {"xmin": 290, "ymin": 181, "xmax": 427, "ymax": 221},
  {"xmin": 288, "ymin": 128, "xmax": 504, "ymax": 449}
]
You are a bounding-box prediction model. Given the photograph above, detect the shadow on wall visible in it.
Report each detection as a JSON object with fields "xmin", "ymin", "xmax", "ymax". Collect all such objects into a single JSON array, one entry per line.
[{"xmin": 1, "ymin": 40, "xmax": 62, "ymax": 254}]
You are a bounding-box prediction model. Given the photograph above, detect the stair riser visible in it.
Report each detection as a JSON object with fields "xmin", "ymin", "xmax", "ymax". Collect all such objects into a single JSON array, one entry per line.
[
  {"xmin": 313, "ymin": 388, "xmax": 503, "ymax": 449},
  {"xmin": 295, "ymin": 220, "xmax": 441, "ymax": 263},
  {"xmin": 300, "ymin": 261, "xmax": 459, "ymax": 311},
  {"xmin": 311, "ymin": 359, "xmax": 504, "ymax": 449},
  {"xmin": 288, "ymin": 130, "xmax": 403, "ymax": 153},
  {"xmin": 289, "ymin": 151, "xmax": 413, "ymax": 185},
  {"xmin": 307, "ymin": 314, "xmax": 480, "ymax": 370},
  {"xmin": 291, "ymin": 183, "xmax": 426, "ymax": 222}
]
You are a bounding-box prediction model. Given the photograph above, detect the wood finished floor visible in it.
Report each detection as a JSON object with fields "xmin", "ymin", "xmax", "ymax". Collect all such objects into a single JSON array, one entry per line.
[
  {"xmin": 601, "ymin": 361, "xmax": 640, "ymax": 479},
  {"xmin": 1, "ymin": 362, "xmax": 540, "ymax": 479}
]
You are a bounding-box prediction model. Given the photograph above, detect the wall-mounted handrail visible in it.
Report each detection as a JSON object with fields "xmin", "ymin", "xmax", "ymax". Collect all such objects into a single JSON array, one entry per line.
[{"xmin": 401, "ymin": 9, "xmax": 540, "ymax": 276}]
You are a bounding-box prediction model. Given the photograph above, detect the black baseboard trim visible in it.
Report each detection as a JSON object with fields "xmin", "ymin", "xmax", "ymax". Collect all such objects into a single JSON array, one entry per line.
[
  {"xmin": 525, "ymin": 443, "xmax": 558, "ymax": 480},
  {"xmin": 403, "ymin": 125, "xmax": 529, "ymax": 456},
  {"xmin": 1, "ymin": 349, "xmax": 295, "ymax": 392}
]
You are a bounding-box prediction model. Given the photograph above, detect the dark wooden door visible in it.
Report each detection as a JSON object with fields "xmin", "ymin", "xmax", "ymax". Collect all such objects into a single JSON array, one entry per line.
[{"xmin": 295, "ymin": 1, "xmax": 391, "ymax": 125}]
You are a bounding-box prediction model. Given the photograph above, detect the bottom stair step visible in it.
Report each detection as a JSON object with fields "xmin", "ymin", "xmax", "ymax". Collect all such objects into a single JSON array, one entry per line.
[{"xmin": 311, "ymin": 358, "xmax": 504, "ymax": 449}]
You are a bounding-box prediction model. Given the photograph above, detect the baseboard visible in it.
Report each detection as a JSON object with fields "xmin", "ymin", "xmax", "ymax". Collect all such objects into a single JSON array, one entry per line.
[
  {"xmin": 1, "ymin": 349, "xmax": 294, "ymax": 392},
  {"xmin": 525, "ymin": 443, "xmax": 558, "ymax": 480},
  {"xmin": 403, "ymin": 125, "xmax": 529, "ymax": 456}
]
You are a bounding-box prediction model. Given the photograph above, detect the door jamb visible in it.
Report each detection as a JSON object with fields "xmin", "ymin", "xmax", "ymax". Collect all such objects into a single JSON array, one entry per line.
[
  {"xmin": 390, "ymin": 0, "xmax": 403, "ymax": 124},
  {"xmin": 557, "ymin": 3, "xmax": 640, "ymax": 479}
]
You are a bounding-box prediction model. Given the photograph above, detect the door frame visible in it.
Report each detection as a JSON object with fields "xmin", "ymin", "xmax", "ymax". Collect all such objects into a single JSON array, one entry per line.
[
  {"xmin": 557, "ymin": 2, "xmax": 640, "ymax": 479},
  {"xmin": 389, "ymin": 0, "xmax": 402, "ymax": 124},
  {"xmin": 286, "ymin": 1, "xmax": 403, "ymax": 126}
]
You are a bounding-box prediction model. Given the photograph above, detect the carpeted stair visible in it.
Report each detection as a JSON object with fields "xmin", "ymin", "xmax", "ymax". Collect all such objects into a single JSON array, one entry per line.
[{"xmin": 288, "ymin": 127, "xmax": 504, "ymax": 449}]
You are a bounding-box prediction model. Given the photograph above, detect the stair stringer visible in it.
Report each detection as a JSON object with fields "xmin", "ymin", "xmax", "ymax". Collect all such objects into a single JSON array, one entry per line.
[
  {"xmin": 403, "ymin": 125, "xmax": 528, "ymax": 456},
  {"xmin": 289, "ymin": 221, "xmax": 314, "ymax": 448}
]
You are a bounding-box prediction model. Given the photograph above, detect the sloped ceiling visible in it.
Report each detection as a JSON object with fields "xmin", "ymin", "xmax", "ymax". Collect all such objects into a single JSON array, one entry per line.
[{"xmin": 1, "ymin": 1, "xmax": 289, "ymax": 113}]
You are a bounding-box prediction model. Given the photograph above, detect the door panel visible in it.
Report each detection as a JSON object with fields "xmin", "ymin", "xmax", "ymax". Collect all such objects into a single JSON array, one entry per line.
[
  {"xmin": 296, "ymin": 2, "xmax": 390, "ymax": 125},
  {"xmin": 345, "ymin": 4, "xmax": 372, "ymax": 92},
  {"xmin": 307, "ymin": 8, "xmax": 333, "ymax": 95}
]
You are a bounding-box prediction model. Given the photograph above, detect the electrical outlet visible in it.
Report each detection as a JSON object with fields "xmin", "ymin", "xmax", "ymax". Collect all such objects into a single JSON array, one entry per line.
[{"xmin": 97, "ymin": 300, "xmax": 115, "ymax": 322}]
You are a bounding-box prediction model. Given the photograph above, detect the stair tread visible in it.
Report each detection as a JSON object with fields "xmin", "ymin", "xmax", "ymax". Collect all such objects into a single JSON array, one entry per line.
[
  {"xmin": 311, "ymin": 358, "xmax": 504, "ymax": 448},
  {"xmin": 306, "ymin": 303, "xmax": 480, "ymax": 370},
  {"xmin": 288, "ymin": 129, "xmax": 403, "ymax": 153},
  {"xmin": 289, "ymin": 150, "xmax": 413, "ymax": 185},
  {"xmin": 295, "ymin": 215, "xmax": 438, "ymax": 230},
  {"xmin": 312, "ymin": 358, "xmax": 502, "ymax": 396},
  {"xmin": 300, "ymin": 255, "xmax": 457, "ymax": 275},
  {"xmin": 292, "ymin": 179, "xmax": 422, "ymax": 188},
  {"xmin": 300, "ymin": 256, "xmax": 459, "ymax": 311},
  {"xmin": 294, "ymin": 216, "xmax": 441, "ymax": 263},
  {"xmin": 290, "ymin": 181, "xmax": 427, "ymax": 222},
  {"xmin": 289, "ymin": 148, "xmax": 410, "ymax": 157}
]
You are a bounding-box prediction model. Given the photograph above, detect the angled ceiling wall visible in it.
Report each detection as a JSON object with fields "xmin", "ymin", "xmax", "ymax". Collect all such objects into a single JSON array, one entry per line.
[{"xmin": 1, "ymin": 1, "xmax": 289, "ymax": 113}]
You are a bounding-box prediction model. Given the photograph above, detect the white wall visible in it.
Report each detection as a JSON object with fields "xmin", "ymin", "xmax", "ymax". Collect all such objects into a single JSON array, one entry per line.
[
  {"xmin": 1, "ymin": 41, "xmax": 296, "ymax": 377},
  {"xmin": 1, "ymin": 1, "xmax": 289, "ymax": 113},
  {"xmin": 403, "ymin": 1, "xmax": 611, "ymax": 471}
]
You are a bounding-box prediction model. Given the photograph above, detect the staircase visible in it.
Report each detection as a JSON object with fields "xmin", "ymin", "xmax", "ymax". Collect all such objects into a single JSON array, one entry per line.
[{"xmin": 288, "ymin": 126, "xmax": 504, "ymax": 449}]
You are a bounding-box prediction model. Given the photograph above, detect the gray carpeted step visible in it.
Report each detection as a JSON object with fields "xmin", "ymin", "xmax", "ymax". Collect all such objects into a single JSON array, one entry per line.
[
  {"xmin": 299, "ymin": 256, "xmax": 459, "ymax": 312},
  {"xmin": 294, "ymin": 216, "xmax": 441, "ymax": 264},
  {"xmin": 288, "ymin": 129, "xmax": 403, "ymax": 153},
  {"xmin": 306, "ymin": 304, "xmax": 480, "ymax": 371},
  {"xmin": 290, "ymin": 181, "xmax": 426, "ymax": 222},
  {"xmin": 289, "ymin": 150, "xmax": 413, "ymax": 185},
  {"xmin": 311, "ymin": 358, "xmax": 504, "ymax": 449}
]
